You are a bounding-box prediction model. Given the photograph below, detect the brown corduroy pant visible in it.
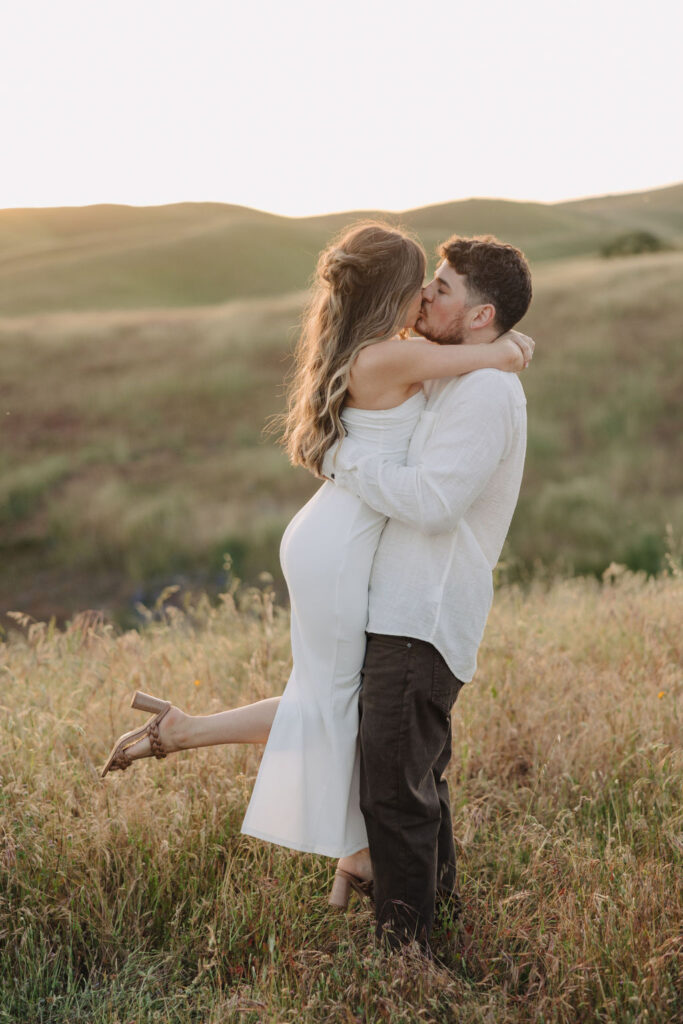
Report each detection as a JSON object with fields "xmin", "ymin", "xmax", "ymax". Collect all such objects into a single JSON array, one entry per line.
[{"xmin": 358, "ymin": 632, "xmax": 464, "ymax": 950}]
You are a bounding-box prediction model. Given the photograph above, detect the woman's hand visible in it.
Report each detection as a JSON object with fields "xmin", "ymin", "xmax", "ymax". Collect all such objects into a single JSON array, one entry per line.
[
  {"xmin": 490, "ymin": 330, "xmax": 535, "ymax": 372},
  {"xmin": 510, "ymin": 330, "xmax": 535, "ymax": 368}
]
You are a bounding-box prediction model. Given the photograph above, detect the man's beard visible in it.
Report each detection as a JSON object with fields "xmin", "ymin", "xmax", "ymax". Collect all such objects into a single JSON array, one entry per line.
[{"xmin": 414, "ymin": 307, "xmax": 467, "ymax": 346}]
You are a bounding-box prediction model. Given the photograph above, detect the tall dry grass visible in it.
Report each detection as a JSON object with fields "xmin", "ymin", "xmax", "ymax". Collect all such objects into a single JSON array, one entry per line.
[{"xmin": 1, "ymin": 570, "xmax": 681, "ymax": 1022}]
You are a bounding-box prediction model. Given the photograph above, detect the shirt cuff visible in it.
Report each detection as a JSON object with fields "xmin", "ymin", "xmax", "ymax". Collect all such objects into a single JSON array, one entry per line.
[
  {"xmin": 321, "ymin": 436, "xmax": 364, "ymax": 482},
  {"xmin": 321, "ymin": 440, "xmax": 342, "ymax": 480}
]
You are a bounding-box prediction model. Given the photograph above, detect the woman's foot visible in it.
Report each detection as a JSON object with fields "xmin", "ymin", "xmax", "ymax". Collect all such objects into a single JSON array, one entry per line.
[
  {"xmin": 337, "ymin": 847, "xmax": 373, "ymax": 883},
  {"xmin": 102, "ymin": 703, "xmax": 189, "ymax": 775},
  {"xmin": 329, "ymin": 848, "xmax": 374, "ymax": 908},
  {"xmin": 116, "ymin": 705, "xmax": 187, "ymax": 763}
]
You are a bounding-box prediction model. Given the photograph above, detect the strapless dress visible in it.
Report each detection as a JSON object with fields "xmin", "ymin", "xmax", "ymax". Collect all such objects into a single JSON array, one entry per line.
[{"xmin": 241, "ymin": 390, "xmax": 426, "ymax": 856}]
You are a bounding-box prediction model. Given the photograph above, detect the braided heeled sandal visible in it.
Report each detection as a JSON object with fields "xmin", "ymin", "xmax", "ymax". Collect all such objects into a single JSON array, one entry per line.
[
  {"xmin": 328, "ymin": 868, "xmax": 375, "ymax": 909},
  {"xmin": 101, "ymin": 691, "xmax": 172, "ymax": 778}
]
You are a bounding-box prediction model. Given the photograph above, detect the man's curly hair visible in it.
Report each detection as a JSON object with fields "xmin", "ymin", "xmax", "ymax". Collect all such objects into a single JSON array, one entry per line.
[{"xmin": 439, "ymin": 235, "xmax": 532, "ymax": 333}]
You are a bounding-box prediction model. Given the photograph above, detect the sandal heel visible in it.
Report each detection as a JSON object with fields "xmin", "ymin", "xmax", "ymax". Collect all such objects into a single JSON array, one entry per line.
[
  {"xmin": 131, "ymin": 691, "xmax": 167, "ymax": 714},
  {"xmin": 328, "ymin": 872, "xmax": 351, "ymax": 909}
]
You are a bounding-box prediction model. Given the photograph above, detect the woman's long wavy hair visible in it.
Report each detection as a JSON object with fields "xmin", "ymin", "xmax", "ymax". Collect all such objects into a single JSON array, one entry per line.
[{"xmin": 281, "ymin": 222, "xmax": 426, "ymax": 477}]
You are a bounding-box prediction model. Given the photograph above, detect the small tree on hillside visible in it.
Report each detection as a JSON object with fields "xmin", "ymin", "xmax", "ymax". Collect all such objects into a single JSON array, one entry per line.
[{"xmin": 600, "ymin": 230, "xmax": 667, "ymax": 258}]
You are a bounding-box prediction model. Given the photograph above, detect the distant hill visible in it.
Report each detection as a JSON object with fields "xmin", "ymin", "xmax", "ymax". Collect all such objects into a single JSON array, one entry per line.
[
  {"xmin": 563, "ymin": 183, "xmax": 683, "ymax": 237},
  {"xmin": 0, "ymin": 183, "xmax": 681, "ymax": 316}
]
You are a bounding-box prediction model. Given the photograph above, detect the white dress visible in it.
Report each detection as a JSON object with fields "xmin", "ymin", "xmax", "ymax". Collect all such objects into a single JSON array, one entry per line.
[{"xmin": 240, "ymin": 390, "xmax": 426, "ymax": 857}]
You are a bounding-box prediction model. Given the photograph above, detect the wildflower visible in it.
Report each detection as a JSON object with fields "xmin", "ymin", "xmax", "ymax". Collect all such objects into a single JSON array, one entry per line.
[
  {"xmin": 657, "ymin": 691, "xmax": 665, "ymax": 699},
  {"xmin": 194, "ymin": 678, "xmax": 201, "ymax": 687}
]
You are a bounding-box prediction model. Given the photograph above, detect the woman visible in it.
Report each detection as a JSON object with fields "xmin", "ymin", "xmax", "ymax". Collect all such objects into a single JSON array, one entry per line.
[{"xmin": 102, "ymin": 222, "xmax": 532, "ymax": 906}]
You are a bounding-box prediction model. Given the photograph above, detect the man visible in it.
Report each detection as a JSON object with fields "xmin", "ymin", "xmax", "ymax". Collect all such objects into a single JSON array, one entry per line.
[{"xmin": 323, "ymin": 234, "xmax": 532, "ymax": 951}]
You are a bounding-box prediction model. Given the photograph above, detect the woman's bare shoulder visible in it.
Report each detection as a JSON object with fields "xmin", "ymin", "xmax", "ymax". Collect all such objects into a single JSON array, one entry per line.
[
  {"xmin": 352, "ymin": 336, "xmax": 434, "ymax": 376},
  {"xmin": 346, "ymin": 339, "xmax": 418, "ymax": 408}
]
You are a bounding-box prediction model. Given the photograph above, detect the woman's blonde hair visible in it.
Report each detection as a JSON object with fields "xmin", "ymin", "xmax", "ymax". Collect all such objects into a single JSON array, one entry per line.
[{"xmin": 281, "ymin": 221, "xmax": 426, "ymax": 476}]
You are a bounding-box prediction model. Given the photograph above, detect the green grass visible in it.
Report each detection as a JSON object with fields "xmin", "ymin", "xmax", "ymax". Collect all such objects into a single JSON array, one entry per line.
[
  {"xmin": 1, "ymin": 571, "xmax": 681, "ymax": 1022},
  {"xmin": 1, "ymin": 250, "xmax": 682, "ymax": 623},
  {"xmin": 0, "ymin": 184, "xmax": 681, "ymax": 316}
]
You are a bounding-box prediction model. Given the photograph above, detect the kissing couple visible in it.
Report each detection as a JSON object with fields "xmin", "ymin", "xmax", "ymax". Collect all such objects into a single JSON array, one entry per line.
[{"xmin": 102, "ymin": 221, "xmax": 533, "ymax": 956}]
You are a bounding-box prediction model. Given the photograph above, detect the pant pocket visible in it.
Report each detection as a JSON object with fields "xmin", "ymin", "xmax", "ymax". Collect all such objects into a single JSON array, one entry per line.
[{"xmin": 430, "ymin": 654, "xmax": 464, "ymax": 715}]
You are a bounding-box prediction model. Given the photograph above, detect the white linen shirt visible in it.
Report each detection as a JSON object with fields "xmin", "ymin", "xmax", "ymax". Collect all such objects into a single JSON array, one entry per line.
[{"xmin": 321, "ymin": 369, "xmax": 527, "ymax": 682}]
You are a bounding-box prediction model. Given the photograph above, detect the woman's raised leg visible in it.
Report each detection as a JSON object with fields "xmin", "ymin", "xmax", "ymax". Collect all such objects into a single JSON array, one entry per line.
[
  {"xmin": 109, "ymin": 695, "xmax": 282, "ymax": 766},
  {"xmin": 105, "ymin": 693, "xmax": 374, "ymax": 891}
]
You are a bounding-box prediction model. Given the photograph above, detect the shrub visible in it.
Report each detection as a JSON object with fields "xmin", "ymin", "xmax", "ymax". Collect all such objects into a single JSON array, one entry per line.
[{"xmin": 600, "ymin": 230, "xmax": 667, "ymax": 258}]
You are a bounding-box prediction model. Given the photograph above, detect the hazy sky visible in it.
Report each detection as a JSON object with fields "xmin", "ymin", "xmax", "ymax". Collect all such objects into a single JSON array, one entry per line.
[{"xmin": 2, "ymin": 0, "xmax": 681, "ymax": 216}]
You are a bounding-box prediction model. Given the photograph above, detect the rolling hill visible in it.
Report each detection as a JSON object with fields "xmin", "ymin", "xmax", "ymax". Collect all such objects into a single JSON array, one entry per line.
[{"xmin": 0, "ymin": 183, "xmax": 680, "ymax": 316}]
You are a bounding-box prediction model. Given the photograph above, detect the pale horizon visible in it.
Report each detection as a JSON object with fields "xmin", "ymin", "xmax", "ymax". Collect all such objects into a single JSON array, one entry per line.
[{"xmin": 2, "ymin": 177, "xmax": 682, "ymax": 222}]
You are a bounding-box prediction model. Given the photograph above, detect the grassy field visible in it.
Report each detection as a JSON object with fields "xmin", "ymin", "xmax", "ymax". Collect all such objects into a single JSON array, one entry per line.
[
  {"xmin": 2, "ymin": 249, "xmax": 682, "ymax": 624},
  {"xmin": 0, "ymin": 184, "xmax": 681, "ymax": 316},
  {"xmin": 1, "ymin": 569, "xmax": 681, "ymax": 1022}
]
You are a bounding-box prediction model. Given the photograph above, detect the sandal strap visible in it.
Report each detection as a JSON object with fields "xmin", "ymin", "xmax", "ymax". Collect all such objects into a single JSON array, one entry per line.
[
  {"xmin": 103, "ymin": 704, "xmax": 170, "ymax": 775},
  {"xmin": 112, "ymin": 749, "xmax": 133, "ymax": 770},
  {"xmin": 336, "ymin": 869, "xmax": 374, "ymax": 903},
  {"xmin": 148, "ymin": 715, "xmax": 167, "ymax": 759}
]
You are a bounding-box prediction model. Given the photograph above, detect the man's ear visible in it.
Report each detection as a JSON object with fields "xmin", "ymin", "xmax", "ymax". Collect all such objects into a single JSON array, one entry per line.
[{"xmin": 468, "ymin": 303, "xmax": 497, "ymax": 331}]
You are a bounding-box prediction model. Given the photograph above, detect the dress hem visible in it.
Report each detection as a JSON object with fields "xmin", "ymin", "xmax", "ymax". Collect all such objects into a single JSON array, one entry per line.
[{"xmin": 240, "ymin": 824, "xmax": 368, "ymax": 859}]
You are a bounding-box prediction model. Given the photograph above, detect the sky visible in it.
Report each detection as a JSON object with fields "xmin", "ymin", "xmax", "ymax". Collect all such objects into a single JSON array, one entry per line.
[{"xmin": 2, "ymin": 0, "xmax": 682, "ymax": 217}]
